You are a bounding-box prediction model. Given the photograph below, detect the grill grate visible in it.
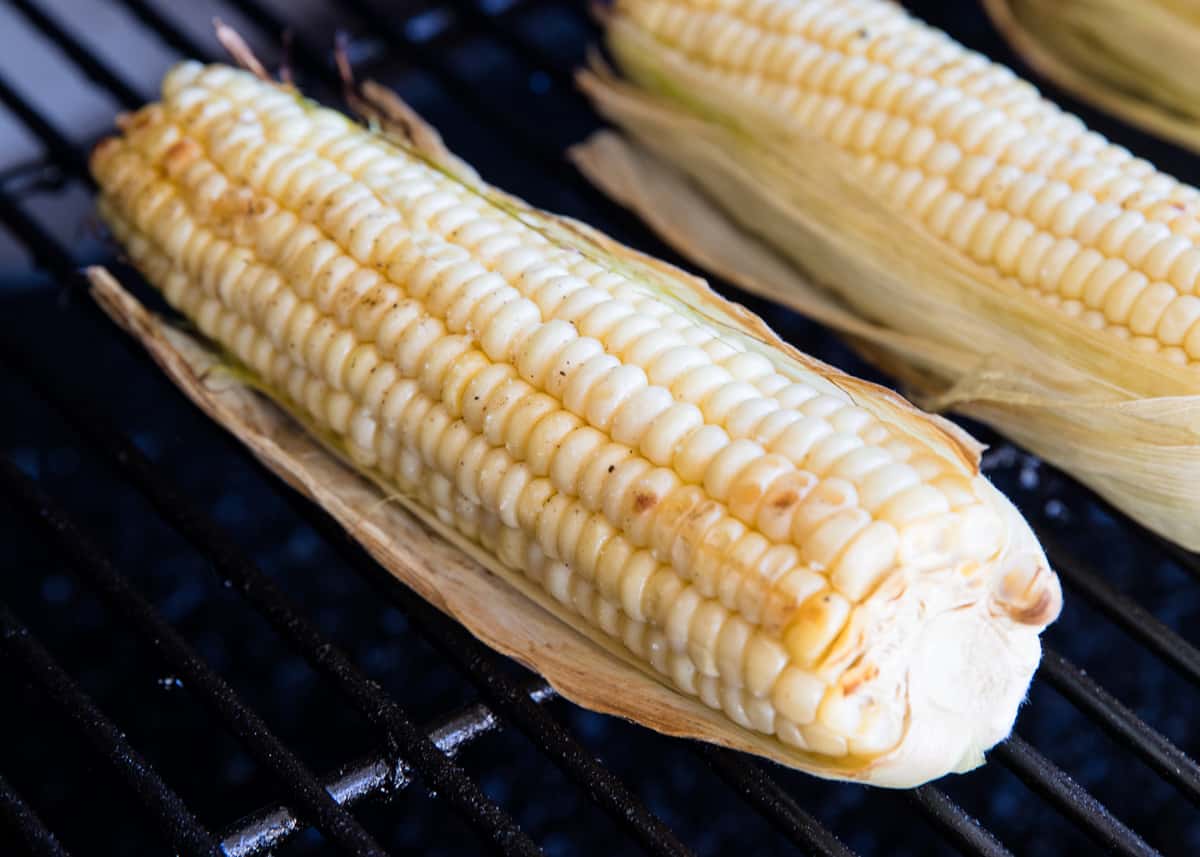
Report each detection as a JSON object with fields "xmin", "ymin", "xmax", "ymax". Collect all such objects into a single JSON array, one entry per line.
[{"xmin": 0, "ymin": 1, "xmax": 1195, "ymax": 855}]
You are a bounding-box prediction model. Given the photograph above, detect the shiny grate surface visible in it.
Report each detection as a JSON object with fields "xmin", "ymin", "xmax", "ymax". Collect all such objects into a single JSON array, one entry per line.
[{"xmin": 0, "ymin": 1, "xmax": 1196, "ymax": 855}]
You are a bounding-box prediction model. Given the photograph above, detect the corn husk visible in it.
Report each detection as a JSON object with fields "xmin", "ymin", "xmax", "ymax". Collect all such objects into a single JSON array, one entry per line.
[
  {"xmin": 574, "ymin": 16, "xmax": 1200, "ymax": 552},
  {"xmin": 983, "ymin": 0, "xmax": 1200, "ymax": 155},
  {"xmin": 87, "ymin": 61, "xmax": 1060, "ymax": 787}
]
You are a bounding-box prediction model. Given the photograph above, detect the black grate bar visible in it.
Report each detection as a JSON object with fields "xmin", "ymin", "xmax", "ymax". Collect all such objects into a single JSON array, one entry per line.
[
  {"xmin": 0, "ymin": 157, "xmax": 66, "ymax": 194},
  {"xmin": 222, "ymin": 680, "xmax": 556, "ymax": 857},
  {"xmin": 1041, "ymin": 535, "xmax": 1200, "ymax": 686},
  {"xmin": 0, "ymin": 459, "xmax": 391, "ymax": 857},
  {"xmin": 0, "ymin": 73, "xmax": 86, "ymax": 177},
  {"xmin": 1040, "ymin": 648, "xmax": 1200, "ymax": 807},
  {"xmin": 697, "ymin": 747, "xmax": 857, "ymax": 857},
  {"xmin": 6, "ymin": 0, "xmax": 145, "ymax": 109},
  {"xmin": 907, "ymin": 786, "xmax": 1012, "ymax": 857},
  {"xmin": 993, "ymin": 737, "xmax": 1160, "ymax": 857},
  {"xmin": 115, "ymin": 0, "xmax": 212, "ymax": 62},
  {"xmin": 1147, "ymin": 534, "xmax": 1200, "ymax": 584},
  {"xmin": 0, "ymin": 770, "xmax": 72, "ymax": 857},
  {"xmin": 273, "ymin": 487, "xmax": 696, "ymax": 857},
  {"xmin": 370, "ymin": 563, "xmax": 698, "ymax": 857},
  {"xmin": 449, "ymin": 0, "xmax": 579, "ymax": 95},
  {"xmin": 0, "ymin": 601, "xmax": 222, "ymax": 857},
  {"xmin": 0, "ymin": 340, "xmax": 542, "ymax": 857},
  {"xmin": 0, "ymin": 185, "xmax": 72, "ymax": 273}
]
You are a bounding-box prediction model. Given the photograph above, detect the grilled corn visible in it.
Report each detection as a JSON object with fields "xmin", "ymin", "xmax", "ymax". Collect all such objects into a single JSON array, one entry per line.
[{"xmin": 91, "ymin": 60, "xmax": 1059, "ymax": 787}]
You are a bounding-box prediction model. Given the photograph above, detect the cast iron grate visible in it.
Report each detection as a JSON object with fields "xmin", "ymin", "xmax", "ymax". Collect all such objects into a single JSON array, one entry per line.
[{"xmin": 0, "ymin": 1, "xmax": 1195, "ymax": 855}]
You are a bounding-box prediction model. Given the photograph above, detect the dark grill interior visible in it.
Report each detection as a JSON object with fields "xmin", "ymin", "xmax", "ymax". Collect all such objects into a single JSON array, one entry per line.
[{"xmin": 0, "ymin": 1, "xmax": 1197, "ymax": 855}]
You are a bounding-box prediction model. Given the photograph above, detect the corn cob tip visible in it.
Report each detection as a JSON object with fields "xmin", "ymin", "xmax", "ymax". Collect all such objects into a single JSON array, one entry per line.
[{"xmin": 893, "ymin": 583, "xmax": 1045, "ymax": 782}]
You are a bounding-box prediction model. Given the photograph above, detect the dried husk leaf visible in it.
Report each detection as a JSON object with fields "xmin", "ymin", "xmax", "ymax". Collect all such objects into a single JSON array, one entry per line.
[
  {"xmin": 575, "ymin": 31, "xmax": 1200, "ymax": 551},
  {"xmin": 983, "ymin": 0, "xmax": 1200, "ymax": 155}
]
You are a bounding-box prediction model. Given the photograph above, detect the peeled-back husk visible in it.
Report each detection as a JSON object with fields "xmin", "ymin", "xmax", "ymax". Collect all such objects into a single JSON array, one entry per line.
[
  {"xmin": 86, "ymin": 70, "xmax": 1056, "ymax": 787},
  {"xmin": 982, "ymin": 0, "xmax": 1200, "ymax": 156},
  {"xmin": 573, "ymin": 24, "xmax": 1200, "ymax": 551}
]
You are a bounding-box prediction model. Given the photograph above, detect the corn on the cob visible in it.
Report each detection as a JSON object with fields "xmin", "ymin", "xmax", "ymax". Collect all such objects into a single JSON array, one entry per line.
[
  {"xmin": 581, "ymin": 0, "xmax": 1200, "ymax": 550},
  {"xmin": 984, "ymin": 0, "xmax": 1200, "ymax": 156},
  {"xmin": 91, "ymin": 61, "xmax": 1059, "ymax": 787}
]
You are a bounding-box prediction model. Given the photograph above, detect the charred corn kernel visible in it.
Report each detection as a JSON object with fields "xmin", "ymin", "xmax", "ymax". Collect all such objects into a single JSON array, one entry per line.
[{"xmin": 94, "ymin": 61, "xmax": 1059, "ymax": 787}]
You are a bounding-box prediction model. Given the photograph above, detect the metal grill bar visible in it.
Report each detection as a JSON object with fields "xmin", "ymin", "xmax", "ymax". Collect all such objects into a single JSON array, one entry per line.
[
  {"xmin": 907, "ymin": 787, "xmax": 1012, "ymax": 857},
  {"xmin": 697, "ymin": 748, "xmax": 857, "ymax": 857},
  {"xmin": 0, "ymin": 156, "xmax": 63, "ymax": 189},
  {"xmin": 1041, "ymin": 535, "xmax": 1200, "ymax": 686},
  {"xmin": 0, "ymin": 601, "xmax": 222, "ymax": 857},
  {"xmin": 1040, "ymin": 648, "xmax": 1200, "ymax": 807},
  {"xmin": 116, "ymin": 0, "xmax": 212, "ymax": 61},
  {"xmin": 300, "ymin": 504, "xmax": 698, "ymax": 857},
  {"xmin": 238, "ymin": 0, "xmax": 544, "ymax": 163},
  {"xmin": 0, "ymin": 343, "xmax": 542, "ymax": 857},
  {"xmin": 0, "ymin": 771, "xmax": 71, "ymax": 857},
  {"xmin": 0, "ymin": 460, "xmax": 391, "ymax": 857},
  {"xmin": 1119, "ymin": 522, "xmax": 1200, "ymax": 586},
  {"xmin": 993, "ymin": 738, "xmax": 1160, "ymax": 857},
  {"xmin": 222, "ymin": 680, "xmax": 556, "ymax": 857},
  {"xmin": 6, "ymin": 0, "xmax": 145, "ymax": 108},
  {"xmin": 1156, "ymin": 541, "xmax": 1200, "ymax": 583},
  {"xmin": 0, "ymin": 185, "xmax": 71, "ymax": 271},
  {"xmin": 0, "ymin": 74, "xmax": 85, "ymax": 177}
]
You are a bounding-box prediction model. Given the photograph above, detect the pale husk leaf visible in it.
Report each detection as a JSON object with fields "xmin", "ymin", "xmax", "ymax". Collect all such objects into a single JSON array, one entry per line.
[
  {"xmin": 982, "ymin": 0, "xmax": 1200, "ymax": 156},
  {"xmin": 575, "ymin": 41, "xmax": 1200, "ymax": 550}
]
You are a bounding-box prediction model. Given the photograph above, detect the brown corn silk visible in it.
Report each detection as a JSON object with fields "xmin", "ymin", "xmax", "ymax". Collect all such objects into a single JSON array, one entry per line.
[{"xmin": 576, "ymin": 0, "xmax": 1200, "ymax": 551}]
